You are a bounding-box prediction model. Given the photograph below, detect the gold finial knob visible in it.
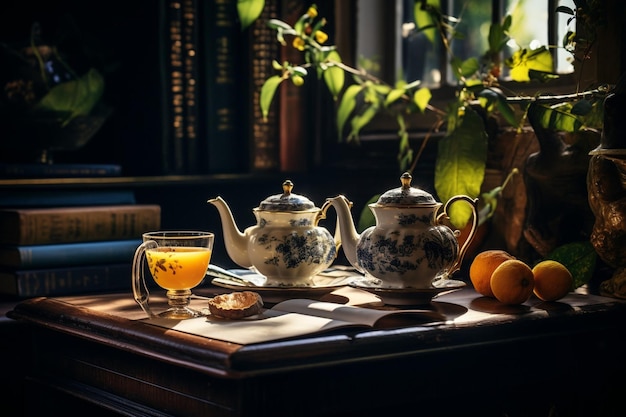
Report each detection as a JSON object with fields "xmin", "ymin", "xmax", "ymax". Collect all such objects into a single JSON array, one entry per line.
[
  {"xmin": 400, "ymin": 172, "xmax": 412, "ymax": 189},
  {"xmin": 282, "ymin": 180, "xmax": 294, "ymax": 196}
]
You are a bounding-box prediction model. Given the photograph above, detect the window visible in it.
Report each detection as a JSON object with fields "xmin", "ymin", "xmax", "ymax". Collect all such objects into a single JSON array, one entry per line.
[
  {"xmin": 355, "ymin": 0, "xmax": 576, "ymax": 88},
  {"xmin": 322, "ymin": 0, "xmax": 581, "ymax": 169}
]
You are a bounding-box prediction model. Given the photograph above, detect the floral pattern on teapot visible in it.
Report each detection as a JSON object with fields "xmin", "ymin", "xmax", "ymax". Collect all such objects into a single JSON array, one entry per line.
[
  {"xmin": 255, "ymin": 228, "xmax": 337, "ymax": 269},
  {"xmin": 397, "ymin": 213, "xmax": 430, "ymax": 226},
  {"xmin": 356, "ymin": 224, "xmax": 458, "ymax": 283}
]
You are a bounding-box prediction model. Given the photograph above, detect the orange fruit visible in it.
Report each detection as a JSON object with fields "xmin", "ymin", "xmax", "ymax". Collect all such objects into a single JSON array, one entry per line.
[
  {"xmin": 532, "ymin": 260, "xmax": 573, "ymax": 301},
  {"xmin": 490, "ymin": 259, "xmax": 535, "ymax": 305},
  {"xmin": 469, "ymin": 250, "xmax": 516, "ymax": 297}
]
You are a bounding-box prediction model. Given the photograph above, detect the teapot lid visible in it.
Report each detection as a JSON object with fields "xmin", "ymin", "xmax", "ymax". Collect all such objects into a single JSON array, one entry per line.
[
  {"xmin": 375, "ymin": 172, "xmax": 438, "ymax": 206},
  {"xmin": 258, "ymin": 180, "xmax": 316, "ymax": 211}
]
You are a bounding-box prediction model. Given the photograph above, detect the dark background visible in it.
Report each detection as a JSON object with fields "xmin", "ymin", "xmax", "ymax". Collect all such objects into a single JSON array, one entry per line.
[{"xmin": 0, "ymin": 0, "xmax": 166, "ymax": 174}]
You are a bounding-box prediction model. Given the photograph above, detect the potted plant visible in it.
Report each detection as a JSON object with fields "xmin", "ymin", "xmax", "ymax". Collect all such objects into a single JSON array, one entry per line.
[
  {"xmin": 237, "ymin": 0, "xmax": 612, "ymax": 287},
  {"xmin": 0, "ymin": 22, "xmax": 107, "ymax": 164}
]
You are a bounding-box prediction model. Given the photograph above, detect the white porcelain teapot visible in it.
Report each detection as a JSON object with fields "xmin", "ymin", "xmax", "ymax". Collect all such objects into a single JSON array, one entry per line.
[
  {"xmin": 208, "ymin": 180, "xmax": 340, "ymax": 286},
  {"xmin": 328, "ymin": 172, "xmax": 478, "ymax": 288}
]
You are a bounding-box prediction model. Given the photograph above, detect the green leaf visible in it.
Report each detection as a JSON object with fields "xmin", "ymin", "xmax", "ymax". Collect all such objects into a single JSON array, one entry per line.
[
  {"xmin": 364, "ymin": 84, "xmax": 382, "ymax": 104},
  {"xmin": 477, "ymin": 88, "xmax": 498, "ymax": 111},
  {"xmin": 459, "ymin": 57, "xmax": 479, "ymax": 78},
  {"xmin": 465, "ymin": 78, "xmax": 484, "ymax": 90},
  {"xmin": 348, "ymin": 106, "xmax": 378, "ymax": 142},
  {"xmin": 445, "ymin": 100, "xmax": 462, "ymax": 134},
  {"xmin": 435, "ymin": 107, "xmax": 488, "ymax": 228},
  {"xmin": 527, "ymin": 69, "xmax": 560, "ymax": 83},
  {"xmin": 450, "ymin": 57, "xmax": 463, "ymax": 81},
  {"xmin": 414, "ymin": 0, "xmax": 440, "ymax": 44},
  {"xmin": 547, "ymin": 241, "xmax": 597, "ymax": 289},
  {"xmin": 372, "ymin": 84, "xmax": 392, "ymax": 95},
  {"xmin": 413, "ymin": 87, "xmax": 431, "ymax": 112},
  {"xmin": 523, "ymin": 46, "xmax": 554, "ymax": 71},
  {"xmin": 385, "ymin": 88, "xmax": 406, "ymax": 107},
  {"xmin": 495, "ymin": 93, "xmax": 518, "ymax": 127},
  {"xmin": 397, "ymin": 128, "xmax": 413, "ymax": 171},
  {"xmin": 323, "ymin": 51, "xmax": 344, "ymax": 100},
  {"xmin": 502, "ymin": 14, "xmax": 512, "ymax": 32},
  {"xmin": 36, "ymin": 68, "xmax": 105, "ymax": 125},
  {"xmin": 357, "ymin": 194, "xmax": 379, "ymax": 232},
  {"xmin": 237, "ymin": 0, "xmax": 265, "ymax": 30},
  {"xmin": 260, "ymin": 75, "xmax": 283, "ymax": 121},
  {"xmin": 507, "ymin": 47, "xmax": 554, "ymax": 82},
  {"xmin": 528, "ymin": 103, "xmax": 582, "ymax": 132},
  {"xmin": 487, "ymin": 16, "xmax": 511, "ymax": 53},
  {"xmin": 337, "ymin": 84, "xmax": 362, "ymax": 142}
]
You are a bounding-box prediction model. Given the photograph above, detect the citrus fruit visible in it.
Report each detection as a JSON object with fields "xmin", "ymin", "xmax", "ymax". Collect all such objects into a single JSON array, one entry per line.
[
  {"xmin": 490, "ymin": 259, "xmax": 535, "ymax": 305},
  {"xmin": 469, "ymin": 250, "xmax": 516, "ymax": 297},
  {"xmin": 532, "ymin": 260, "xmax": 573, "ymax": 301}
]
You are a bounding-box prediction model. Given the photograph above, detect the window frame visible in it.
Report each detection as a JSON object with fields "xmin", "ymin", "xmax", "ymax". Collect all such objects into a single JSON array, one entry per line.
[{"xmin": 332, "ymin": 0, "xmax": 579, "ymax": 138}]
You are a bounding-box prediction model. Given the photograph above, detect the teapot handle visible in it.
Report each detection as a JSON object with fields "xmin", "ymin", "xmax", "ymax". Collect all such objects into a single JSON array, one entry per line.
[
  {"xmin": 318, "ymin": 198, "xmax": 351, "ymax": 253},
  {"xmin": 436, "ymin": 195, "xmax": 479, "ymax": 276}
]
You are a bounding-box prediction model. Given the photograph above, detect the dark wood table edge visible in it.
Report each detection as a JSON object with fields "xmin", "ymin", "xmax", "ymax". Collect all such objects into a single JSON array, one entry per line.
[{"xmin": 8, "ymin": 290, "xmax": 626, "ymax": 378}]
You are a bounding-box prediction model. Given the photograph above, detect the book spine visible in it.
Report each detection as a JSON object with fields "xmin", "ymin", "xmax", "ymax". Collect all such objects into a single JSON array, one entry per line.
[
  {"xmin": 0, "ymin": 205, "xmax": 161, "ymax": 245},
  {"xmin": 200, "ymin": 0, "xmax": 248, "ymax": 173},
  {"xmin": 279, "ymin": 0, "xmax": 308, "ymax": 173},
  {"xmin": 0, "ymin": 190, "xmax": 137, "ymax": 208},
  {"xmin": 0, "ymin": 239, "xmax": 141, "ymax": 269},
  {"xmin": 0, "ymin": 163, "xmax": 122, "ymax": 179},
  {"xmin": 249, "ymin": 0, "xmax": 281, "ymax": 172},
  {"xmin": 181, "ymin": 0, "xmax": 200, "ymax": 174},
  {"xmin": 0, "ymin": 263, "xmax": 132, "ymax": 298},
  {"xmin": 159, "ymin": 0, "xmax": 186, "ymax": 174}
]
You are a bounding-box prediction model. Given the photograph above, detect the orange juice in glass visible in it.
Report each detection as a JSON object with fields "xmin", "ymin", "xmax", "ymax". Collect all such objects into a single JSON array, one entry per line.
[{"xmin": 132, "ymin": 231, "xmax": 214, "ymax": 319}]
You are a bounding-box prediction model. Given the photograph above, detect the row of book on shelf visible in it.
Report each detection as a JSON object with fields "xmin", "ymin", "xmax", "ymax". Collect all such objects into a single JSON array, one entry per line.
[
  {"xmin": 160, "ymin": 0, "xmax": 311, "ymax": 175},
  {"xmin": 1, "ymin": 0, "xmax": 312, "ymax": 180},
  {"xmin": 0, "ymin": 187, "xmax": 161, "ymax": 298}
]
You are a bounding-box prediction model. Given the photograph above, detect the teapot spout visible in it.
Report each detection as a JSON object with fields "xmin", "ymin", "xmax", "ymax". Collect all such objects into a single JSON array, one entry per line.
[
  {"xmin": 207, "ymin": 196, "xmax": 252, "ymax": 268},
  {"xmin": 327, "ymin": 195, "xmax": 361, "ymax": 270}
]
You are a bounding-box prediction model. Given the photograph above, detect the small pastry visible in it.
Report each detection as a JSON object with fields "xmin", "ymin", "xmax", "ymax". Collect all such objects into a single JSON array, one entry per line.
[{"xmin": 207, "ymin": 291, "xmax": 263, "ymax": 319}]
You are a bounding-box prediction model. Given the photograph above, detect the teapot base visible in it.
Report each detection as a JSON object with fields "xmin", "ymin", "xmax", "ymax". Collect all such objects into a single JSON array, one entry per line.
[
  {"xmin": 350, "ymin": 276, "xmax": 466, "ymax": 305},
  {"xmin": 361, "ymin": 273, "xmax": 436, "ymax": 290}
]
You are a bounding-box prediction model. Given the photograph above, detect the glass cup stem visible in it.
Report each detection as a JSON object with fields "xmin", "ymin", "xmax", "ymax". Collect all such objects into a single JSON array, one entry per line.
[{"xmin": 161, "ymin": 289, "xmax": 201, "ymax": 319}]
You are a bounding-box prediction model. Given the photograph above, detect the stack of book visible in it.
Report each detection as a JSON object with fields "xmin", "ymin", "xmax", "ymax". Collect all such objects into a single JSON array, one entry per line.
[
  {"xmin": 0, "ymin": 163, "xmax": 123, "ymax": 179},
  {"xmin": 0, "ymin": 191, "xmax": 161, "ymax": 298}
]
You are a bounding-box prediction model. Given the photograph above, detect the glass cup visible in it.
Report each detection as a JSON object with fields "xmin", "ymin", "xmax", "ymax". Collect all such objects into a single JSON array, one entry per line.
[{"xmin": 132, "ymin": 231, "xmax": 214, "ymax": 319}]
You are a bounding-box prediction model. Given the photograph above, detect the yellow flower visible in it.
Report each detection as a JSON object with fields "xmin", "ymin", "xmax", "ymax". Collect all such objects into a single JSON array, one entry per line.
[
  {"xmin": 314, "ymin": 30, "xmax": 328, "ymax": 44},
  {"xmin": 293, "ymin": 36, "xmax": 305, "ymax": 51},
  {"xmin": 307, "ymin": 6, "xmax": 318, "ymax": 18}
]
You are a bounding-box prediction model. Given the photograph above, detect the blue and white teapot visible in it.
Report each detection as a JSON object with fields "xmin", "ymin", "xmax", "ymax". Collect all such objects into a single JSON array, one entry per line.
[
  {"xmin": 208, "ymin": 180, "xmax": 340, "ymax": 286},
  {"xmin": 329, "ymin": 172, "xmax": 478, "ymax": 288}
]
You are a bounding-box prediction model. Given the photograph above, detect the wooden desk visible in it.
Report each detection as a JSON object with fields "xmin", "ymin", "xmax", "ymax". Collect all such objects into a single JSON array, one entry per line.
[{"xmin": 8, "ymin": 287, "xmax": 626, "ymax": 417}]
